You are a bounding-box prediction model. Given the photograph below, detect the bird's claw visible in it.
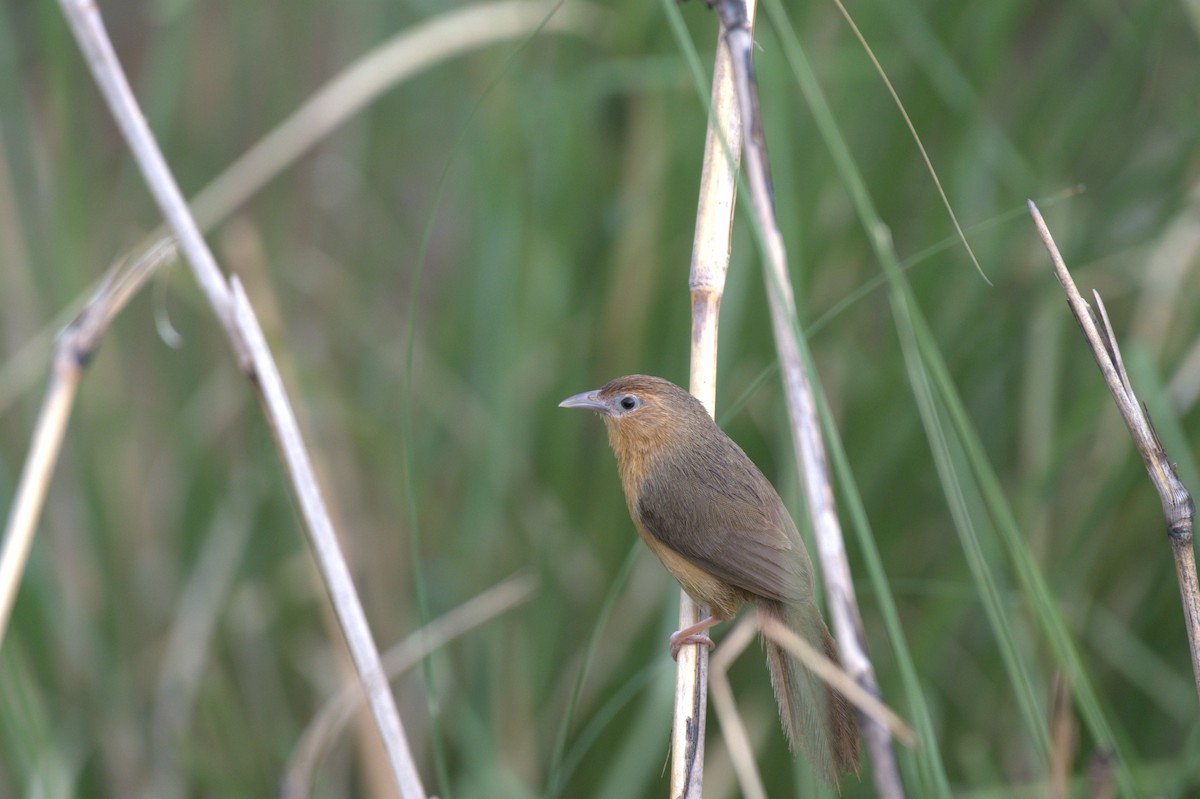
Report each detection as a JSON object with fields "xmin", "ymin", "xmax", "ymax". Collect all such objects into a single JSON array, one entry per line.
[{"xmin": 669, "ymin": 631, "xmax": 716, "ymax": 660}]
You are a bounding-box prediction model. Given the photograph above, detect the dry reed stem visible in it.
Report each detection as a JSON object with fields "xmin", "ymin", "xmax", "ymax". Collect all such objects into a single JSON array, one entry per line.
[
  {"xmin": 0, "ymin": 350, "xmax": 79, "ymax": 641},
  {"xmin": 53, "ymin": 2, "xmax": 426, "ymax": 794},
  {"xmin": 706, "ymin": 1, "xmax": 906, "ymax": 794},
  {"xmin": 708, "ymin": 617, "xmax": 767, "ymax": 799},
  {"xmin": 1029, "ymin": 200, "xmax": 1200, "ymax": 702},
  {"xmin": 679, "ymin": 2, "xmax": 755, "ymax": 795},
  {"xmin": 283, "ymin": 574, "xmax": 537, "ymax": 798},
  {"xmin": 0, "ymin": 241, "xmax": 178, "ymax": 645},
  {"xmin": 757, "ymin": 614, "xmax": 915, "ymax": 746}
]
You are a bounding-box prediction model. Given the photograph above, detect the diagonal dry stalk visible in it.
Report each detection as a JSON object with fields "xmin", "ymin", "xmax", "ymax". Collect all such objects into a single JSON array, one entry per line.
[
  {"xmin": 44, "ymin": 2, "xmax": 428, "ymax": 796},
  {"xmin": 708, "ymin": 617, "xmax": 767, "ymax": 799},
  {"xmin": 757, "ymin": 613, "xmax": 914, "ymax": 746},
  {"xmin": 678, "ymin": 2, "xmax": 756, "ymax": 795},
  {"xmin": 1029, "ymin": 201, "xmax": 1200, "ymax": 701},
  {"xmin": 704, "ymin": 1, "xmax": 906, "ymax": 795},
  {"xmin": 0, "ymin": 240, "xmax": 179, "ymax": 643}
]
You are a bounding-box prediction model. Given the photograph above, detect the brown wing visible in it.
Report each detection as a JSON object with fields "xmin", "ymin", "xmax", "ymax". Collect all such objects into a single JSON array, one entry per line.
[{"xmin": 634, "ymin": 439, "xmax": 814, "ymax": 605}]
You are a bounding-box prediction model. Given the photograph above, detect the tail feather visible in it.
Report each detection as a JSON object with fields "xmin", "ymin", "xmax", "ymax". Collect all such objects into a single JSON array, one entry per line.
[{"xmin": 759, "ymin": 597, "xmax": 860, "ymax": 787}]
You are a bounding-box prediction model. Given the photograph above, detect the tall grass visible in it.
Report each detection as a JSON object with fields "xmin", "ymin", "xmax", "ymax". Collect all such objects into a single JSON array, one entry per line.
[{"xmin": 1, "ymin": 0, "xmax": 1199, "ymax": 796}]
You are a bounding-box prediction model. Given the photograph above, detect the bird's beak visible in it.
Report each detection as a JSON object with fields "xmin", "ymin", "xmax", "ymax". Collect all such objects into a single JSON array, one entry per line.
[{"xmin": 559, "ymin": 389, "xmax": 609, "ymax": 415}]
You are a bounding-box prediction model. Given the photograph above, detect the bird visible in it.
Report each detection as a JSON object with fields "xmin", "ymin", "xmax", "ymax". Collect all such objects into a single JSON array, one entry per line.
[{"xmin": 560, "ymin": 374, "xmax": 859, "ymax": 785}]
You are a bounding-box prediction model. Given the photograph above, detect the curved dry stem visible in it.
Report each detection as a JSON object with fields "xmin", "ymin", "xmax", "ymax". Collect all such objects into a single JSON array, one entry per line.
[
  {"xmin": 189, "ymin": 0, "xmax": 608, "ymax": 233},
  {"xmin": 0, "ymin": 241, "xmax": 178, "ymax": 647}
]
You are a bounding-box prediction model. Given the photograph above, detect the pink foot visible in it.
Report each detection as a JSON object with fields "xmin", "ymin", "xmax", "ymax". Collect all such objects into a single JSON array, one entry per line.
[
  {"xmin": 669, "ymin": 630, "xmax": 715, "ymax": 660},
  {"xmin": 668, "ymin": 614, "xmax": 721, "ymax": 659}
]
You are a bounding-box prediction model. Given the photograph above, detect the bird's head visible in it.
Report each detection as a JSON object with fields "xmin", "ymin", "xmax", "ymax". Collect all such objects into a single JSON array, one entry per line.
[{"xmin": 559, "ymin": 375, "xmax": 711, "ymax": 468}]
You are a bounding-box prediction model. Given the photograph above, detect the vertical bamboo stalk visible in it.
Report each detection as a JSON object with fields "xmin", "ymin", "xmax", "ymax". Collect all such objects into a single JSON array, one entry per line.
[{"xmin": 676, "ymin": 3, "xmax": 756, "ymax": 796}]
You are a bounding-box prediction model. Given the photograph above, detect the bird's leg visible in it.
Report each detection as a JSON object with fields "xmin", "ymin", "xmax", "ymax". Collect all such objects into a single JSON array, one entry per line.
[{"xmin": 669, "ymin": 614, "xmax": 720, "ymax": 660}]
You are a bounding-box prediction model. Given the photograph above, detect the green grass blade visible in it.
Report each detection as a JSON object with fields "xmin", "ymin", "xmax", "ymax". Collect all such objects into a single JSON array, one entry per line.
[{"xmin": 762, "ymin": 0, "xmax": 1062, "ymax": 769}]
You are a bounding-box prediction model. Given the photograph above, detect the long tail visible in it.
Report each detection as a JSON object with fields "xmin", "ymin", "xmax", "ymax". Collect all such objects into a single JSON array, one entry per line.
[{"xmin": 758, "ymin": 597, "xmax": 860, "ymax": 787}]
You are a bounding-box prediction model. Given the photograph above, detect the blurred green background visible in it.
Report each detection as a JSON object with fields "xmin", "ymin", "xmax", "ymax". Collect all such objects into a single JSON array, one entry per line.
[{"xmin": 2, "ymin": 0, "xmax": 1200, "ymax": 796}]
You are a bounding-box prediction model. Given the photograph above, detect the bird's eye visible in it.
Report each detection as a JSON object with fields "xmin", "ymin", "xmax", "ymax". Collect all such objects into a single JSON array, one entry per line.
[{"xmin": 619, "ymin": 395, "xmax": 640, "ymax": 411}]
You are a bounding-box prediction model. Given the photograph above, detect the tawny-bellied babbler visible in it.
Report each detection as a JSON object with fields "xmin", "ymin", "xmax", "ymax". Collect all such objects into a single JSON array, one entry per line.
[{"xmin": 560, "ymin": 374, "xmax": 859, "ymax": 785}]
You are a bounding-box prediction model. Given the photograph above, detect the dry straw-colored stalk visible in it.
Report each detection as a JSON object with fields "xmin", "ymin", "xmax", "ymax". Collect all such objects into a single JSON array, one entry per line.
[
  {"xmin": 0, "ymin": 240, "xmax": 179, "ymax": 645},
  {"xmin": 1029, "ymin": 201, "xmax": 1200, "ymax": 701},
  {"xmin": 678, "ymin": 1, "xmax": 755, "ymax": 795},
  {"xmin": 708, "ymin": 617, "xmax": 767, "ymax": 799},
  {"xmin": 757, "ymin": 613, "xmax": 914, "ymax": 746},
  {"xmin": 42, "ymin": 2, "xmax": 431, "ymax": 795},
  {"xmin": 705, "ymin": 0, "xmax": 907, "ymax": 795}
]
